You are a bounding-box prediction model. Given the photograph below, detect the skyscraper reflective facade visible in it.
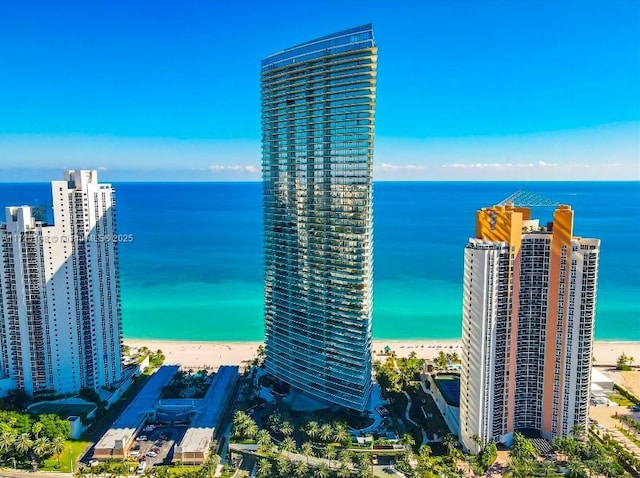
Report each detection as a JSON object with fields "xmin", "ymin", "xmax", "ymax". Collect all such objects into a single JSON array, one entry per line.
[{"xmin": 261, "ymin": 25, "xmax": 377, "ymax": 411}]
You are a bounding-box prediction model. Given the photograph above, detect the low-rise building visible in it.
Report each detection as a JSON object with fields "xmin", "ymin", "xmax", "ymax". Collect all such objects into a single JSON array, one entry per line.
[
  {"xmin": 94, "ymin": 365, "xmax": 178, "ymax": 459},
  {"xmin": 173, "ymin": 366, "xmax": 239, "ymax": 465}
]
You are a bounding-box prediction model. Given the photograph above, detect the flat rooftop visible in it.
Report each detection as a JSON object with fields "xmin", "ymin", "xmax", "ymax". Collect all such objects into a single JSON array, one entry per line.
[
  {"xmin": 95, "ymin": 365, "xmax": 179, "ymax": 452},
  {"xmin": 176, "ymin": 366, "xmax": 238, "ymax": 454}
]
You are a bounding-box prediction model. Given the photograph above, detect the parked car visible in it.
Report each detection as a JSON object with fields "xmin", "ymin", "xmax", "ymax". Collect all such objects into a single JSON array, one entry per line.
[
  {"xmin": 89, "ymin": 459, "xmax": 99, "ymax": 467},
  {"xmin": 631, "ymin": 405, "xmax": 640, "ymax": 412},
  {"xmin": 136, "ymin": 435, "xmax": 148, "ymax": 441},
  {"xmin": 146, "ymin": 452, "xmax": 157, "ymax": 458}
]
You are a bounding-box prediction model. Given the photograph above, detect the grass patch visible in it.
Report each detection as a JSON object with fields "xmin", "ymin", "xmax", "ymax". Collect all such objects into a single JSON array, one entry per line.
[
  {"xmin": 609, "ymin": 392, "xmax": 635, "ymax": 407},
  {"xmin": 166, "ymin": 465, "xmax": 202, "ymax": 474},
  {"xmin": 619, "ymin": 427, "xmax": 640, "ymax": 448},
  {"xmin": 40, "ymin": 440, "xmax": 90, "ymax": 473}
]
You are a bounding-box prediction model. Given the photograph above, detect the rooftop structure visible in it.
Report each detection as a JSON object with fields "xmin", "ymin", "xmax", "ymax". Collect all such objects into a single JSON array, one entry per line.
[
  {"xmin": 173, "ymin": 366, "xmax": 239, "ymax": 465},
  {"xmin": 94, "ymin": 365, "xmax": 178, "ymax": 459},
  {"xmin": 262, "ymin": 24, "xmax": 377, "ymax": 411}
]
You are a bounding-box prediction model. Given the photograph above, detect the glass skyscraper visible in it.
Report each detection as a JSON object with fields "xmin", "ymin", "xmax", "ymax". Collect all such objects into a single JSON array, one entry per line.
[{"xmin": 261, "ymin": 25, "xmax": 377, "ymax": 411}]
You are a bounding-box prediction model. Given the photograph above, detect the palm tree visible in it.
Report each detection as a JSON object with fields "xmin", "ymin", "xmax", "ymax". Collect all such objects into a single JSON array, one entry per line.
[
  {"xmin": 505, "ymin": 458, "xmax": 526, "ymax": 478},
  {"xmin": 275, "ymin": 456, "xmax": 291, "ymax": 477},
  {"xmin": 245, "ymin": 422, "xmax": 258, "ymax": 439},
  {"xmin": 320, "ymin": 424, "xmax": 333, "ymax": 442},
  {"xmin": 443, "ymin": 433, "xmax": 457, "ymax": 457},
  {"xmin": 280, "ymin": 421, "xmax": 294, "ymax": 438},
  {"xmin": 293, "ymin": 460, "xmax": 308, "ymax": 477},
  {"xmin": 74, "ymin": 466, "xmax": 89, "ymax": 478},
  {"xmin": 333, "ymin": 425, "xmax": 350, "ymax": 445},
  {"xmin": 570, "ymin": 423, "xmax": 586, "ymax": 442},
  {"xmin": 33, "ymin": 437, "xmax": 51, "ymax": 459},
  {"xmin": 15, "ymin": 432, "xmax": 33, "ymax": 457},
  {"xmin": 51, "ymin": 436, "xmax": 66, "ymax": 466},
  {"xmin": 306, "ymin": 421, "xmax": 319, "ymax": 442},
  {"xmin": 565, "ymin": 459, "xmax": 585, "ymax": 478},
  {"xmin": 401, "ymin": 433, "xmax": 416, "ymax": 452},
  {"xmin": 232, "ymin": 410, "xmax": 249, "ymax": 438},
  {"xmin": 336, "ymin": 463, "xmax": 351, "ymax": 478},
  {"xmin": 256, "ymin": 458, "xmax": 272, "ymax": 478},
  {"xmin": 338, "ymin": 449, "xmax": 353, "ymax": 467},
  {"xmin": 324, "ymin": 446, "xmax": 336, "ymax": 468},
  {"xmin": 315, "ymin": 463, "xmax": 331, "ymax": 478},
  {"xmin": 31, "ymin": 422, "xmax": 43, "ymax": 440},
  {"xmin": 256, "ymin": 430, "xmax": 273, "ymax": 454},
  {"xmin": 538, "ymin": 459, "xmax": 556, "ymax": 477},
  {"xmin": 301, "ymin": 441, "xmax": 313, "ymax": 464},
  {"xmin": 0, "ymin": 429, "xmax": 16, "ymax": 454},
  {"xmin": 281, "ymin": 436, "xmax": 296, "ymax": 459},
  {"xmin": 505, "ymin": 457, "xmax": 535, "ymax": 478}
]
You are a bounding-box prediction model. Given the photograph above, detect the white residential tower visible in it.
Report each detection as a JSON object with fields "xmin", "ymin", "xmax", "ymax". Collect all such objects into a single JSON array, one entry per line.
[{"xmin": 0, "ymin": 170, "xmax": 123, "ymax": 396}]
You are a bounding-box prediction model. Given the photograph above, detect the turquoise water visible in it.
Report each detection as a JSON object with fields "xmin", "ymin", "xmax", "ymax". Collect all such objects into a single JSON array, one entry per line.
[{"xmin": 1, "ymin": 181, "xmax": 638, "ymax": 341}]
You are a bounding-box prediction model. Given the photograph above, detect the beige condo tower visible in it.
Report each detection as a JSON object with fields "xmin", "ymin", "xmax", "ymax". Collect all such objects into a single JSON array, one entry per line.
[{"xmin": 460, "ymin": 203, "xmax": 600, "ymax": 453}]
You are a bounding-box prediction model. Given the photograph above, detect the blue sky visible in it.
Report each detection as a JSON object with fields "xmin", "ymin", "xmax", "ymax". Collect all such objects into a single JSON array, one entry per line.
[{"xmin": 0, "ymin": 1, "xmax": 638, "ymax": 181}]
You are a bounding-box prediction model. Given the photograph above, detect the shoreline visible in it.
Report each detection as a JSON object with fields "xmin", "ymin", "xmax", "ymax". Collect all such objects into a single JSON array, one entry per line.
[{"xmin": 125, "ymin": 338, "xmax": 640, "ymax": 371}]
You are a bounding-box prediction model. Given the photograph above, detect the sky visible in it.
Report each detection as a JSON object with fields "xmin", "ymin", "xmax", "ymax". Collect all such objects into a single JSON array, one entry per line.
[{"xmin": 0, "ymin": 0, "xmax": 638, "ymax": 181}]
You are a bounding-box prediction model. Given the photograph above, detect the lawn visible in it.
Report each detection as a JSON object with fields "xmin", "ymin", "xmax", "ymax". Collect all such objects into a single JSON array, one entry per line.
[
  {"xmin": 40, "ymin": 440, "xmax": 91, "ymax": 473},
  {"xmin": 609, "ymin": 392, "xmax": 635, "ymax": 407}
]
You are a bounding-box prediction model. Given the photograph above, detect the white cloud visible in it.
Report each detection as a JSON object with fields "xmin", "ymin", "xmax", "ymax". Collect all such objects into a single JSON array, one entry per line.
[
  {"xmin": 207, "ymin": 164, "xmax": 259, "ymax": 173},
  {"xmin": 376, "ymin": 163, "xmax": 426, "ymax": 172},
  {"xmin": 0, "ymin": 122, "xmax": 637, "ymax": 181}
]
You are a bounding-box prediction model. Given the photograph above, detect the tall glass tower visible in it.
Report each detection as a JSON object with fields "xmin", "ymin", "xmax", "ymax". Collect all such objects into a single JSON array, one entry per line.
[{"xmin": 261, "ymin": 25, "xmax": 377, "ymax": 411}]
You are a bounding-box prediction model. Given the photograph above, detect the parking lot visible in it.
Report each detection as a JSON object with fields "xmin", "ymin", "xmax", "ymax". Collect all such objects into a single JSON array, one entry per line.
[{"xmin": 130, "ymin": 425, "xmax": 188, "ymax": 470}]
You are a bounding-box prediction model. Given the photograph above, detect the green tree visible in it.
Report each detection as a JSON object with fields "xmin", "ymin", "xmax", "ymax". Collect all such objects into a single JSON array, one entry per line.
[
  {"xmin": 232, "ymin": 410, "xmax": 250, "ymax": 438},
  {"xmin": 256, "ymin": 430, "xmax": 273, "ymax": 454},
  {"xmin": 337, "ymin": 463, "xmax": 351, "ymax": 478},
  {"xmin": 0, "ymin": 410, "xmax": 33, "ymax": 434},
  {"xmin": 0, "ymin": 429, "xmax": 16, "ymax": 455},
  {"xmin": 293, "ymin": 460, "xmax": 308, "ymax": 477},
  {"xmin": 275, "ymin": 456, "xmax": 291, "ymax": 477},
  {"xmin": 616, "ymin": 353, "xmax": 632, "ymax": 371},
  {"xmin": 320, "ymin": 424, "xmax": 333, "ymax": 442},
  {"xmin": 301, "ymin": 441, "xmax": 313, "ymax": 464},
  {"xmin": 31, "ymin": 422, "xmax": 43, "ymax": 439},
  {"xmin": 315, "ymin": 463, "xmax": 331, "ymax": 478},
  {"xmin": 509, "ymin": 432, "xmax": 536, "ymax": 461},
  {"xmin": 305, "ymin": 421, "xmax": 319, "ymax": 442},
  {"xmin": 333, "ymin": 424, "xmax": 350, "ymax": 445},
  {"xmin": 506, "ymin": 457, "xmax": 535, "ymax": 478},
  {"xmin": 256, "ymin": 458, "xmax": 272, "ymax": 478},
  {"xmin": 281, "ymin": 436, "xmax": 296, "ymax": 458},
  {"xmin": 443, "ymin": 433, "xmax": 457, "ymax": 457},
  {"xmin": 280, "ymin": 420, "xmax": 294, "ymax": 438},
  {"xmin": 38, "ymin": 414, "xmax": 71, "ymax": 440},
  {"xmin": 570, "ymin": 423, "xmax": 586, "ymax": 442},
  {"xmin": 32, "ymin": 437, "xmax": 51, "ymax": 460},
  {"xmin": 324, "ymin": 446, "xmax": 336, "ymax": 467},
  {"xmin": 51, "ymin": 436, "xmax": 66, "ymax": 466},
  {"xmin": 15, "ymin": 432, "xmax": 33, "ymax": 457},
  {"xmin": 401, "ymin": 432, "xmax": 416, "ymax": 452},
  {"xmin": 537, "ymin": 459, "xmax": 556, "ymax": 477}
]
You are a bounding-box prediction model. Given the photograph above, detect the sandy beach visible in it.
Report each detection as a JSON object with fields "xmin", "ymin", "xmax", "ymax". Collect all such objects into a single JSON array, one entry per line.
[{"xmin": 125, "ymin": 338, "xmax": 640, "ymax": 371}]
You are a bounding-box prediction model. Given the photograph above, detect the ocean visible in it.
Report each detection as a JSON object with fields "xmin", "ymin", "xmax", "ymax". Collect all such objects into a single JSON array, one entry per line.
[{"xmin": 0, "ymin": 181, "xmax": 638, "ymax": 341}]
